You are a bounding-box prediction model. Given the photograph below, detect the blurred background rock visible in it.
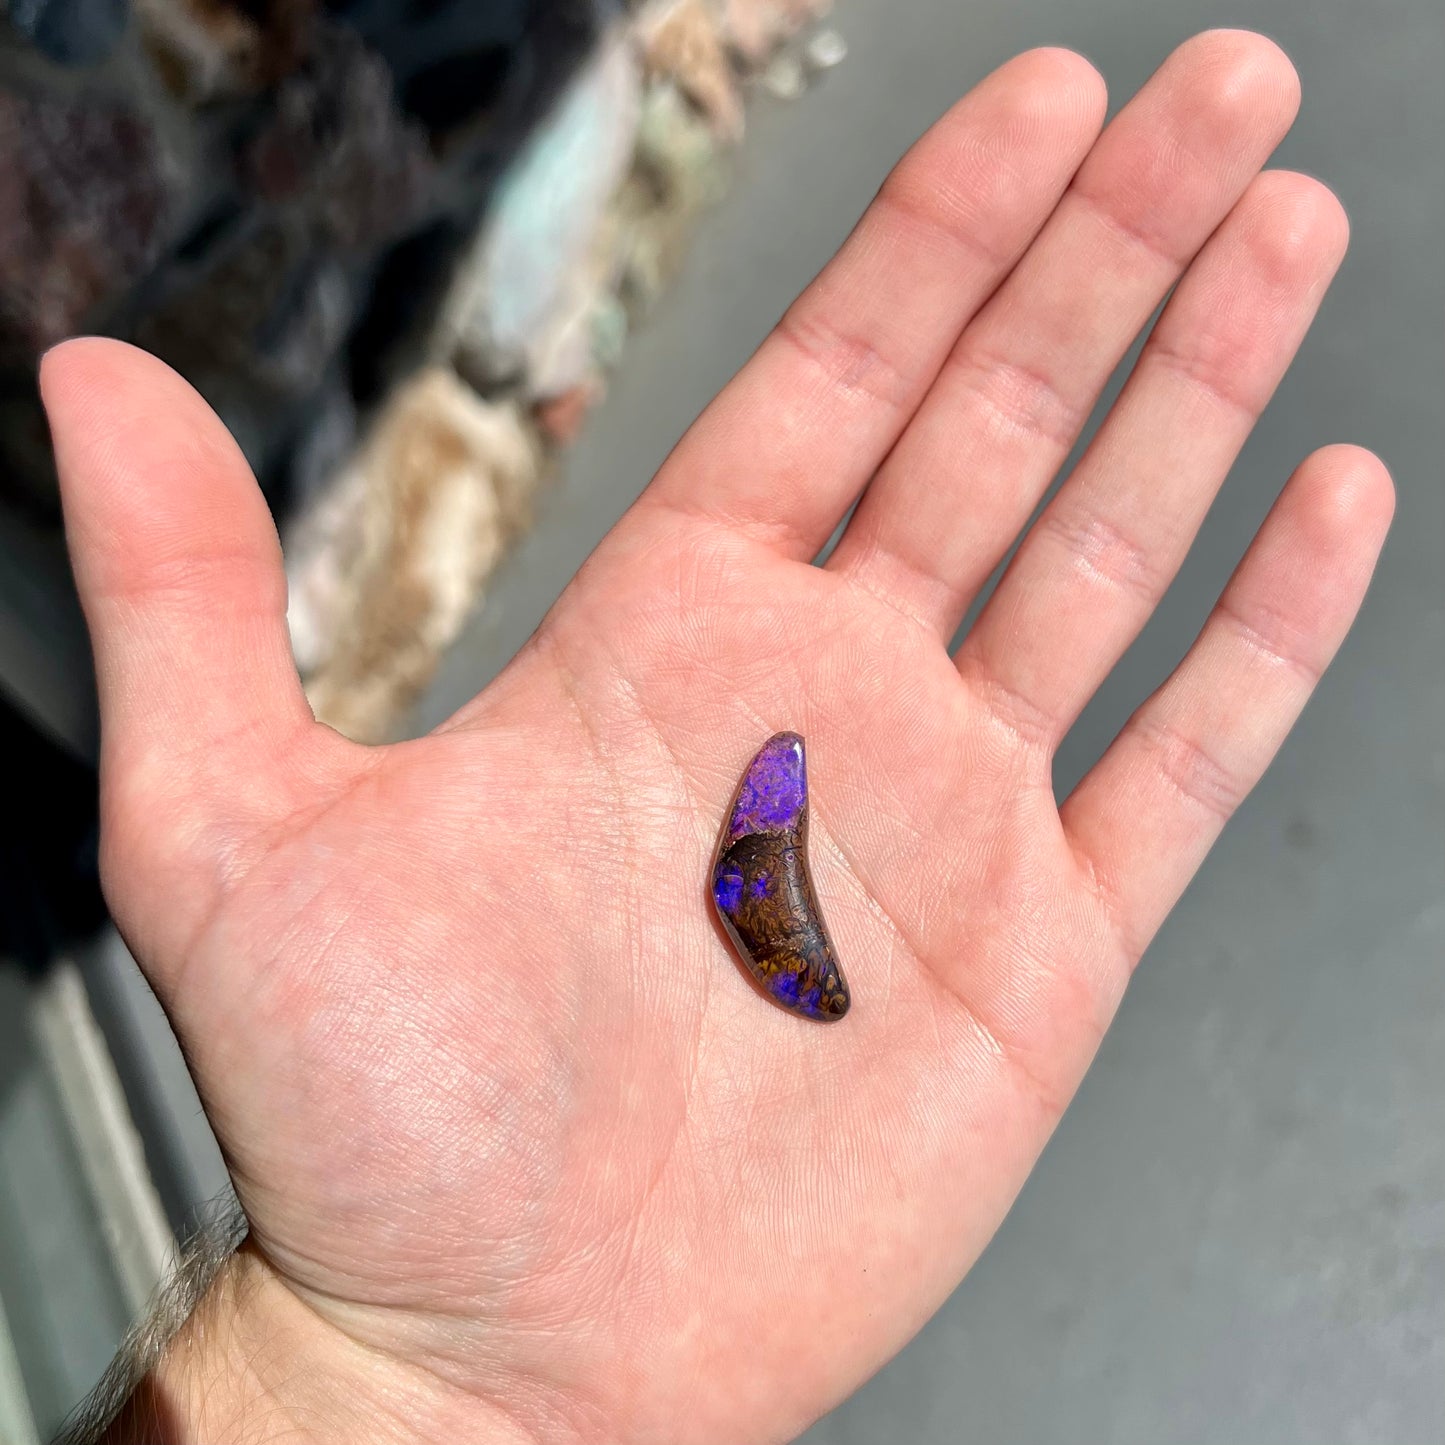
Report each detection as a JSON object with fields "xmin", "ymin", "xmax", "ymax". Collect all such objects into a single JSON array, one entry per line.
[{"xmin": 0, "ymin": 0, "xmax": 842, "ymax": 750}]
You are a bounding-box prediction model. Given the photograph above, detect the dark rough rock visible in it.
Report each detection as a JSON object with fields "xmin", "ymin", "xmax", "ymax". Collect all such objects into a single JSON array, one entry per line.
[
  {"xmin": 0, "ymin": 89, "xmax": 175, "ymax": 358},
  {"xmin": 242, "ymin": 25, "xmax": 435, "ymax": 249},
  {"xmin": 5, "ymin": 0, "xmax": 130, "ymax": 67},
  {"xmin": 0, "ymin": 0, "xmax": 604, "ymax": 520}
]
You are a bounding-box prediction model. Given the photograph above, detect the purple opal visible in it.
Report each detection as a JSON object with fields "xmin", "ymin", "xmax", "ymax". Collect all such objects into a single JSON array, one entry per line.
[
  {"xmin": 709, "ymin": 732, "xmax": 850, "ymax": 1022},
  {"xmin": 721, "ymin": 731, "xmax": 807, "ymax": 846}
]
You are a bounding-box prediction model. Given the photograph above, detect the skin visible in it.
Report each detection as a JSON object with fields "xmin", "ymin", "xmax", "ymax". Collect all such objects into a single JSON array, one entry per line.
[{"xmin": 45, "ymin": 30, "xmax": 1394, "ymax": 1445}]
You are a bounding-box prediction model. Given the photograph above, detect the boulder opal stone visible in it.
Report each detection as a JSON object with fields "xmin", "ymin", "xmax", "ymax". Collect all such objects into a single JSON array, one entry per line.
[{"xmin": 711, "ymin": 732, "xmax": 850, "ymax": 1021}]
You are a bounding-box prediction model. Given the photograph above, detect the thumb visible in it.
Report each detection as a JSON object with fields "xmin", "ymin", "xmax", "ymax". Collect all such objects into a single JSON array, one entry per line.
[{"xmin": 42, "ymin": 339, "xmax": 320, "ymax": 965}]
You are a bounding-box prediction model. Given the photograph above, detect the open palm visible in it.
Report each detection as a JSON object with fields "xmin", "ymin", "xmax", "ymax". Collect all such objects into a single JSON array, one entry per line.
[{"xmin": 47, "ymin": 32, "xmax": 1391, "ymax": 1445}]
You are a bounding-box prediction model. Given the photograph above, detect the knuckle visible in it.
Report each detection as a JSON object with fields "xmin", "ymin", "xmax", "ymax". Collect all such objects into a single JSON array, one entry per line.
[
  {"xmin": 874, "ymin": 164, "xmax": 1013, "ymax": 271},
  {"xmin": 1146, "ymin": 330, "xmax": 1261, "ymax": 419},
  {"xmin": 1135, "ymin": 716, "xmax": 1245, "ymax": 824},
  {"xmin": 1071, "ymin": 177, "xmax": 1189, "ymax": 271},
  {"xmin": 958, "ymin": 652, "xmax": 1059, "ymax": 754},
  {"xmin": 1215, "ymin": 595, "xmax": 1324, "ymax": 686},
  {"xmin": 945, "ymin": 347, "xmax": 1085, "ymax": 450},
  {"xmin": 1033, "ymin": 504, "xmax": 1167, "ymax": 605},
  {"xmin": 773, "ymin": 304, "xmax": 913, "ymax": 412}
]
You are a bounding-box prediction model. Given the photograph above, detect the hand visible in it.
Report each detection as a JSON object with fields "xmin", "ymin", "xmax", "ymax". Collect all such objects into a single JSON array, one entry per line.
[{"xmin": 46, "ymin": 30, "xmax": 1391, "ymax": 1445}]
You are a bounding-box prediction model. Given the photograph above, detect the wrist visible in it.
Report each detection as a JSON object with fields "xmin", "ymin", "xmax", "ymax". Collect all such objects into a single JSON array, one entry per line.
[{"xmin": 95, "ymin": 1242, "xmax": 530, "ymax": 1445}]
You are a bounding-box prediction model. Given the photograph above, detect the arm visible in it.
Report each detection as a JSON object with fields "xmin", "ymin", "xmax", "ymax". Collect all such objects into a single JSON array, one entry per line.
[{"xmin": 45, "ymin": 30, "xmax": 1390, "ymax": 1445}]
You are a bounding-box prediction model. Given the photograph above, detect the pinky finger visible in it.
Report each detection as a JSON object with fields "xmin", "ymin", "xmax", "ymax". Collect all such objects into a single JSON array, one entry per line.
[{"xmin": 1062, "ymin": 444, "xmax": 1394, "ymax": 966}]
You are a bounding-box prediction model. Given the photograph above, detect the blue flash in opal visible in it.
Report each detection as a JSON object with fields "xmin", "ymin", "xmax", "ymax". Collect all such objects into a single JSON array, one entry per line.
[
  {"xmin": 709, "ymin": 733, "xmax": 850, "ymax": 1021},
  {"xmin": 714, "ymin": 869, "xmax": 743, "ymax": 913},
  {"xmin": 773, "ymin": 971, "xmax": 801, "ymax": 1006}
]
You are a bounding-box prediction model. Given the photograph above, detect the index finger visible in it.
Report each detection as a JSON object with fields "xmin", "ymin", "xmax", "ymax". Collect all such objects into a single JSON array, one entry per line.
[{"xmin": 639, "ymin": 48, "xmax": 1106, "ymax": 557}]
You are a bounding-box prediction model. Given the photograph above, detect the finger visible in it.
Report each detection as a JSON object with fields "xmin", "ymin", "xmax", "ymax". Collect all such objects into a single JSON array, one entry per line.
[
  {"xmin": 1062, "ymin": 445, "xmax": 1393, "ymax": 966},
  {"xmin": 828, "ymin": 30, "xmax": 1301, "ymax": 636},
  {"xmin": 639, "ymin": 48, "xmax": 1107, "ymax": 556},
  {"xmin": 42, "ymin": 339, "xmax": 315, "ymax": 882},
  {"xmin": 957, "ymin": 171, "xmax": 1349, "ymax": 745}
]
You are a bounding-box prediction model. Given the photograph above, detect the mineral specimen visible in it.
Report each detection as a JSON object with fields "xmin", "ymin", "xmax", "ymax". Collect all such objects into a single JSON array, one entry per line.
[{"xmin": 711, "ymin": 732, "xmax": 850, "ymax": 1021}]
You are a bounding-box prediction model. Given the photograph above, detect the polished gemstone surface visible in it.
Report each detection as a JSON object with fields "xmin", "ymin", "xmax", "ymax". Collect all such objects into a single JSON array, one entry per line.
[{"xmin": 711, "ymin": 732, "xmax": 850, "ymax": 1021}]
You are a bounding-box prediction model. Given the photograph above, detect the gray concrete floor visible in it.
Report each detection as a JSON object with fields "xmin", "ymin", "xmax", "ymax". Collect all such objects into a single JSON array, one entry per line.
[{"xmin": 413, "ymin": 2, "xmax": 1445, "ymax": 1440}]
